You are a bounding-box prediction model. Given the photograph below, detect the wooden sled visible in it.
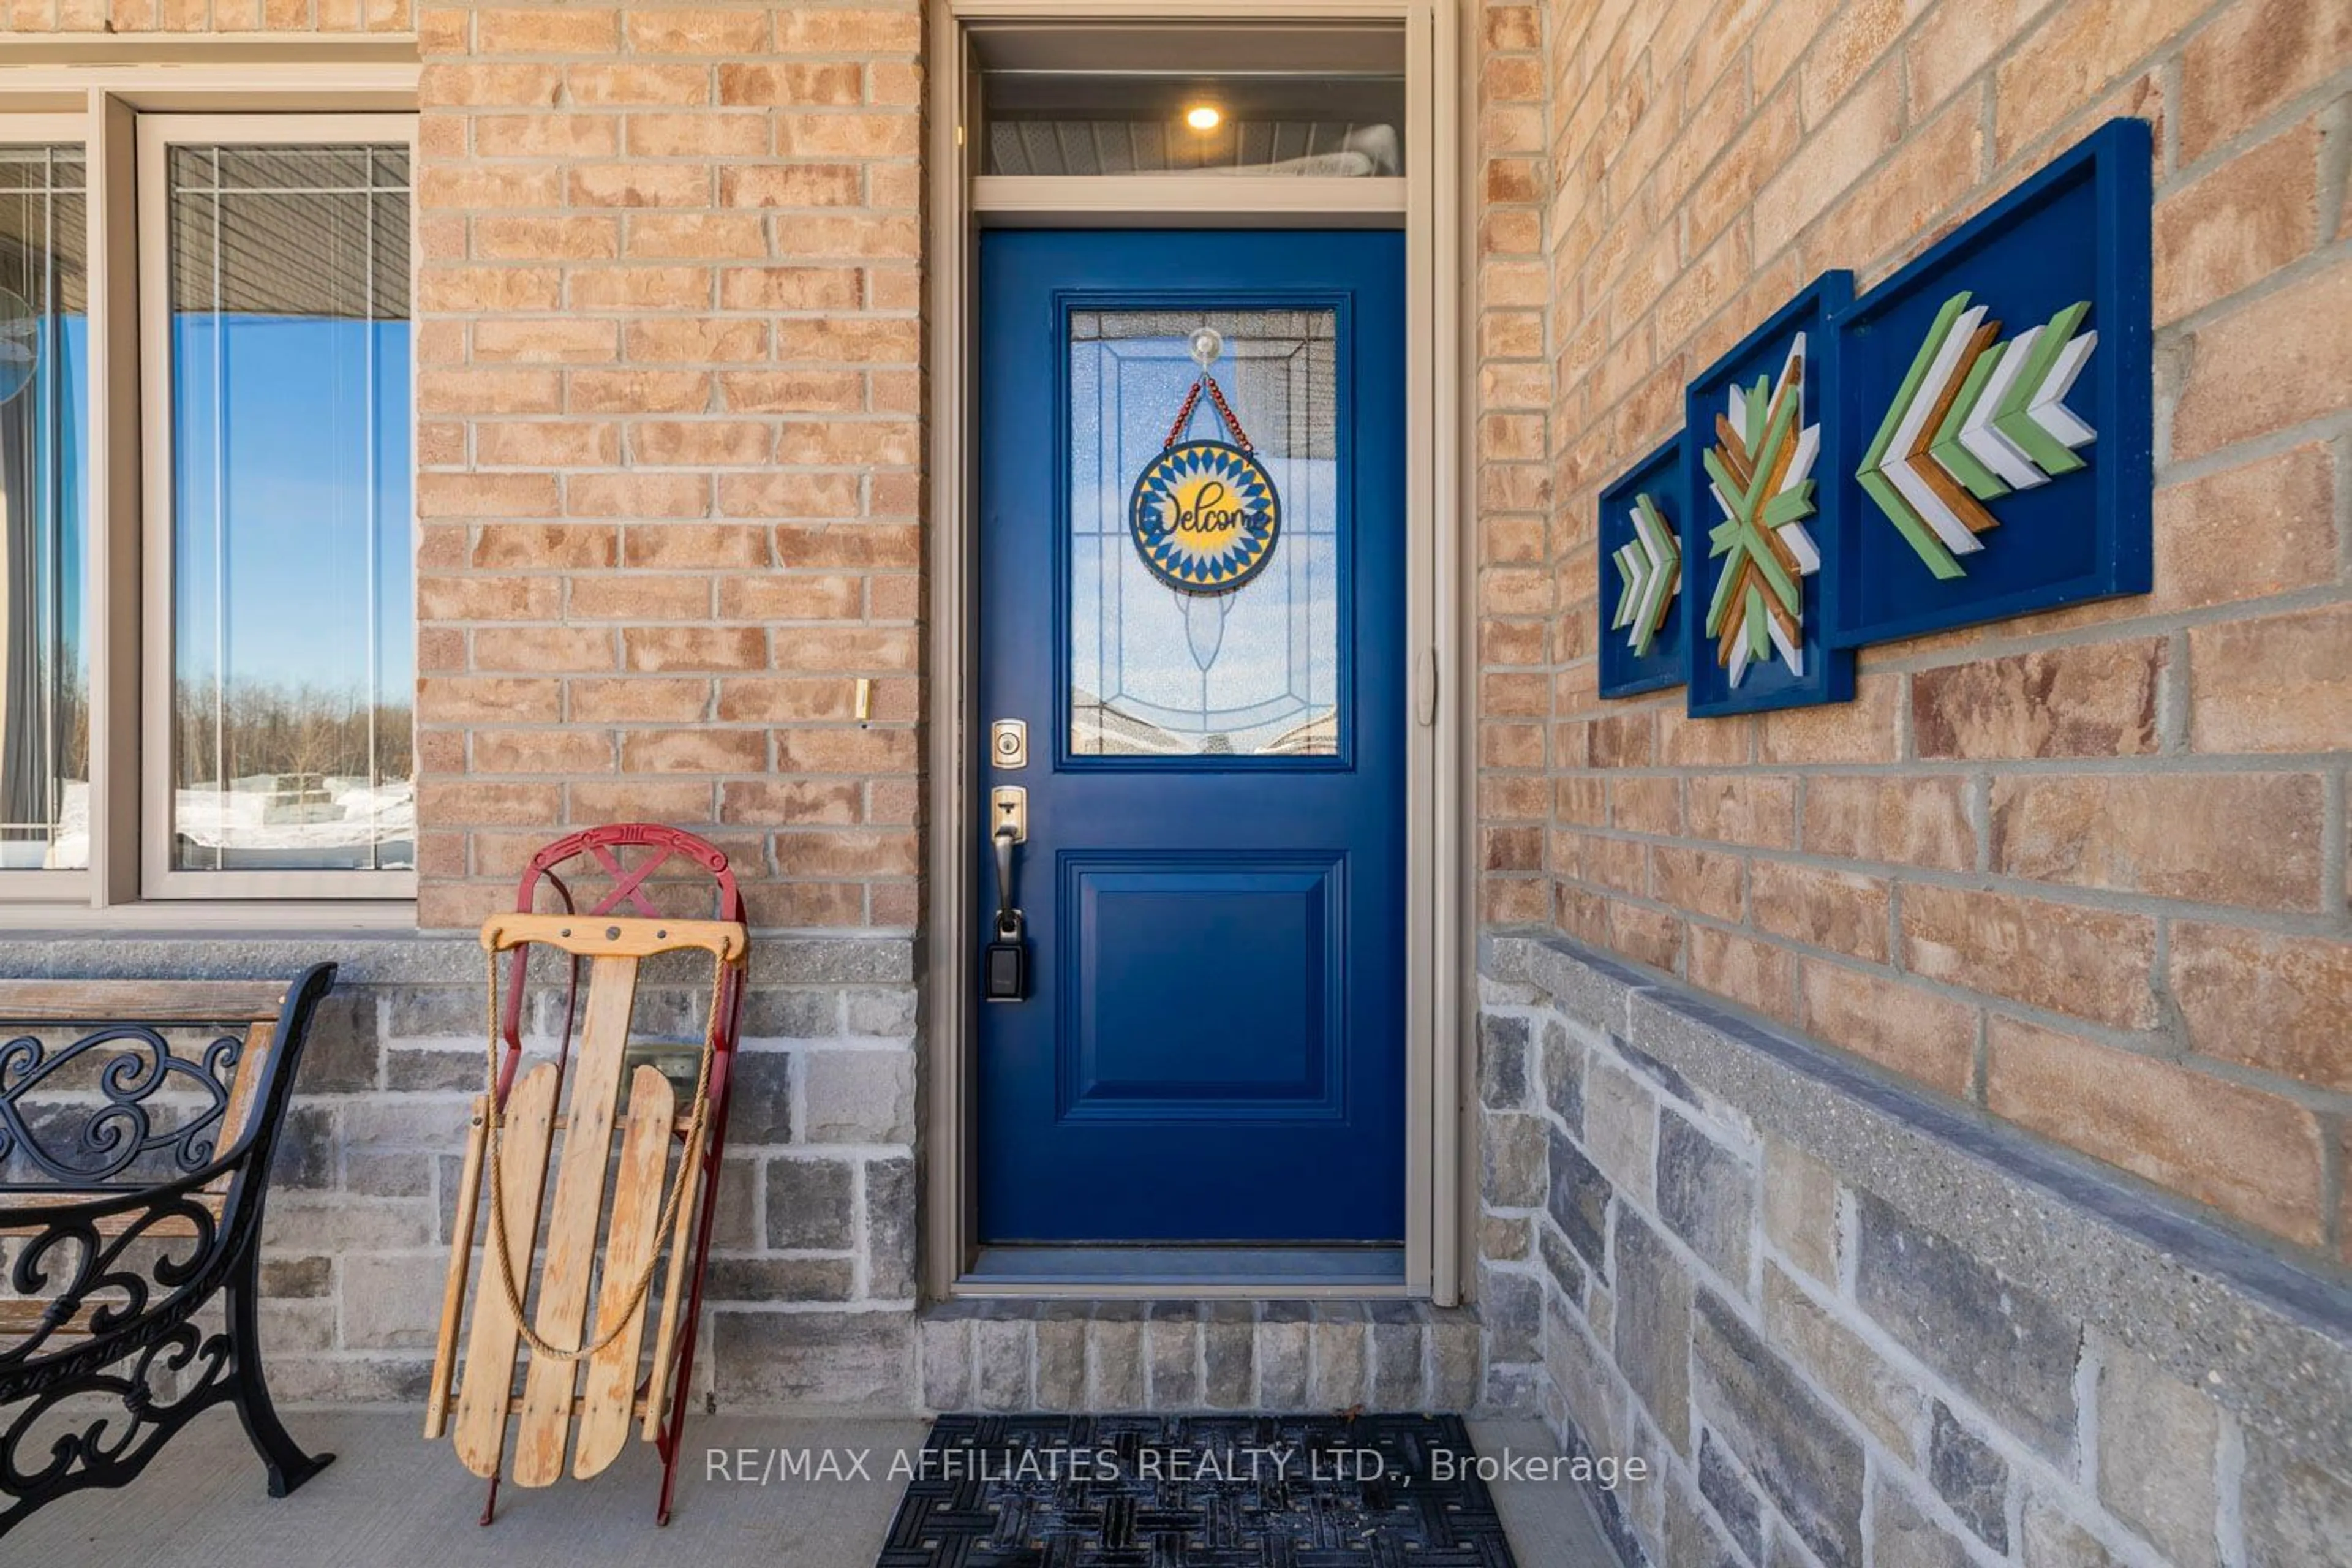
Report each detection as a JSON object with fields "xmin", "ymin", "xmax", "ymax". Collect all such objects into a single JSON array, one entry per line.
[{"xmin": 425, "ymin": 826, "xmax": 750, "ymax": 1525}]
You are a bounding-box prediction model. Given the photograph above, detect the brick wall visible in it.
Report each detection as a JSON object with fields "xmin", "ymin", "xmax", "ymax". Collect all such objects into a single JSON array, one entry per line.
[
  {"xmin": 408, "ymin": 1, "xmax": 925, "ymax": 932},
  {"xmin": 1477, "ymin": 0, "xmax": 2352, "ymax": 1262}
]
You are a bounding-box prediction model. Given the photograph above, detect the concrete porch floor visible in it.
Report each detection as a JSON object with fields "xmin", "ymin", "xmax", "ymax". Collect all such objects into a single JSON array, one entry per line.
[{"xmin": 10, "ymin": 1409, "xmax": 1619, "ymax": 1567}]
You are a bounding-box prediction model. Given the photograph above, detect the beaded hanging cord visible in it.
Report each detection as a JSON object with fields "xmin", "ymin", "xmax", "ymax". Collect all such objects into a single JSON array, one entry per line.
[{"xmin": 477, "ymin": 941, "xmax": 728, "ymax": 1362}]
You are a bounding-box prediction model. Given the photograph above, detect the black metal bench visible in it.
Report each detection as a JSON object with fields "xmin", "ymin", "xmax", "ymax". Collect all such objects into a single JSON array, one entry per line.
[{"xmin": 0, "ymin": 964, "xmax": 339, "ymax": 1535}]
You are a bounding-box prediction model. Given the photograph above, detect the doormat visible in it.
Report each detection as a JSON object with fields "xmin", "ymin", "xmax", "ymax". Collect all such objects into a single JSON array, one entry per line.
[{"xmin": 876, "ymin": 1412, "xmax": 1518, "ymax": 1566}]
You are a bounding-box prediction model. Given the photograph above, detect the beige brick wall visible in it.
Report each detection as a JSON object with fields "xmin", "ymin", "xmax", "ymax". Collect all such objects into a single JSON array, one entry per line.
[
  {"xmin": 403, "ymin": 2, "xmax": 924, "ymax": 932},
  {"xmin": 1480, "ymin": 0, "xmax": 2352, "ymax": 1259}
]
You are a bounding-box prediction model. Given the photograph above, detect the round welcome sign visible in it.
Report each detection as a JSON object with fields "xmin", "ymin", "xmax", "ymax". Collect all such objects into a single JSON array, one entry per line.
[{"xmin": 1128, "ymin": 438, "xmax": 1281, "ymax": 594}]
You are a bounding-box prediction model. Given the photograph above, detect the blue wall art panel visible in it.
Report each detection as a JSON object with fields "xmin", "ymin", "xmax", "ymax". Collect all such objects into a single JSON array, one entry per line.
[
  {"xmin": 1682, "ymin": 271, "xmax": 1857, "ymax": 716},
  {"xmin": 1597, "ymin": 433, "xmax": 1688, "ymax": 698},
  {"xmin": 1828, "ymin": 117, "xmax": 2152, "ymax": 647}
]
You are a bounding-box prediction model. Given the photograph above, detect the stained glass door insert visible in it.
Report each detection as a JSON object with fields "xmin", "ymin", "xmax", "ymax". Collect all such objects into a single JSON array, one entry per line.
[{"xmin": 1069, "ymin": 308, "xmax": 1340, "ymax": 758}]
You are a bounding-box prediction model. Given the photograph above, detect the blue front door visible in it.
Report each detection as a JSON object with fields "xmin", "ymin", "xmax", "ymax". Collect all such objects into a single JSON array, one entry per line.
[{"xmin": 976, "ymin": 230, "xmax": 1406, "ymax": 1244}]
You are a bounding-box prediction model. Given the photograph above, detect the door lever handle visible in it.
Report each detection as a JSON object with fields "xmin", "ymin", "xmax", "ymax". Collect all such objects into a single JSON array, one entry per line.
[{"xmin": 991, "ymin": 823, "xmax": 1020, "ymax": 939}]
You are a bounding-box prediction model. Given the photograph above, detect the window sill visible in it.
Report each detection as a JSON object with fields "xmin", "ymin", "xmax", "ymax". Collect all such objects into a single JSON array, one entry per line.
[{"xmin": 0, "ymin": 900, "xmax": 418, "ymax": 935}]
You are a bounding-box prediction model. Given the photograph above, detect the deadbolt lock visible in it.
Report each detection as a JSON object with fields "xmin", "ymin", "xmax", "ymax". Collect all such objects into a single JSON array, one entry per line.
[{"xmin": 990, "ymin": 718, "xmax": 1028, "ymax": 769}]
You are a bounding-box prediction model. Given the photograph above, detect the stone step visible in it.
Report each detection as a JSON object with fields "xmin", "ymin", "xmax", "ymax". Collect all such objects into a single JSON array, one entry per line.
[{"xmin": 916, "ymin": 1300, "xmax": 1485, "ymax": 1415}]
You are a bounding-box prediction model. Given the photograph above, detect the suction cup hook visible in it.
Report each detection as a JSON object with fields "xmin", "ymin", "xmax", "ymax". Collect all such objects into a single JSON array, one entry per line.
[{"xmin": 1188, "ymin": 326, "xmax": 1223, "ymax": 372}]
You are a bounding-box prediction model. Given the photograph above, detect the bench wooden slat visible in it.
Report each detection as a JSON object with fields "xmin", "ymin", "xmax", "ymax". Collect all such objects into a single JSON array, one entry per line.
[
  {"xmin": 0, "ymin": 1188, "xmax": 225, "ymax": 1237},
  {"xmin": 0, "ymin": 980, "xmax": 288, "ymax": 1022}
]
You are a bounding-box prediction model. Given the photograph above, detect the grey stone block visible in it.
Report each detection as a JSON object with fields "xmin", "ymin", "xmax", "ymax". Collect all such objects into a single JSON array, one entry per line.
[
  {"xmin": 1090, "ymin": 1314, "xmax": 1146, "ymax": 1410},
  {"xmin": 740, "ymin": 987, "xmax": 841, "ymax": 1040},
  {"xmin": 1538, "ymin": 1218, "xmax": 1588, "ymax": 1304},
  {"xmin": 1147, "ymin": 1303, "xmax": 1199, "ymax": 1409},
  {"xmin": 802, "ymin": 1047, "xmax": 915, "ymax": 1144},
  {"xmin": 1480, "ymin": 1265, "xmax": 1541, "ymax": 1363},
  {"xmin": 1762, "ymin": 1265, "xmax": 1923, "ymax": 1458},
  {"xmin": 347, "ymin": 1149, "xmax": 431, "ymax": 1197},
  {"xmin": 1928, "ymin": 1400, "xmax": 2010, "ymax": 1552},
  {"xmin": 2018, "ymin": 1493, "xmax": 2127, "ymax": 1567},
  {"xmin": 974, "ymin": 1317, "xmax": 1033, "ymax": 1411},
  {"xmin": 1855, "ymin": 1191, "xmax": 2080, "ymax": 1463},
  {"xmin": 293, "ymin": 990, "xmax": 379, "ymax": 1093},
  {"xmin": 2095, "ymin": 1340, "xmax": 2220, "ymax": 1567},
  {"xmin": 1370, "ymin": 1316, "xmax": 1423, "ymax": 1409},
  {"xmin": 1692, "ymin": 1289, "xmax": 1864, "ymax": 1568},
  {"xmin": 1540, "ymin": 1016, "xmax": 1585, "ymax": 1133},
  {"xmin": 386, "ymin": 986, "xmax": 483, "ymax": 1041},
  {"xmin": 754, "ymin": 938, "xmax": 914, "ymax": 987},
  {"xmin": 1479, "ymin": 1012, "xmax": 1530, "ymax": 1110},
  {"xmin": 919, "ymin": 1315, "xmax": 971, "ymax": 1411},
  {"xmin": 1762, "ymin": 1134, "xmax": 1839, "ymax": 1284},
  {"xmin": 1583, "ymin": 1057, "xmax": 1657, "ymax": 1207},
  {"xmin": 712, "ymin": 1309, "xmax": 913, "ymax": 1408},
  {"xmin": 1613, "ymin": 1208, "xmax": 1693, "ymax": 1453},
  {"xmin": 1204, "ymin": 1303, "xmax": 1255, "ymax": 1409},
  {"xmin": 1871, "ymin": 1478, "xmax": 1972, "ymax": 1568},
  {"xmin": 270, "ymin": 1104, "xmax": 336, "ymax": 1191},
  {"xmin": 1308, "ymin": 1304, "xmax": 1367, "ymax": 1409},
  {"xmin": 1657, "ymin": 1108, "xmax": 1754, "ymax": 1289},
  {"xmin": 1430, "ymin": 1311, "xmax": 1480, "ymax": 1410},
  {"xmin": 1547, "ymin": 1125, "xmax": 1613, "ymax": 1269},
  {"xmin": 261, "ymin": 1255, "xmax": 331, "ymax": 1299},
  {"xmin": 727, "ymin": 1050, "xmax": 796, "ymax": 1144},
  {"xmin": 1036, "ymin": 1311, "xmax": 1087, "ymax": 1412},
  {"xmin": 709, "ymin": 1154, "xmax": 758, "ymax": 1250},
  {"xmin": 339, "ymin": 1252, "xmax": 449, "ymax": 1351},
  {"xmin": 862, "ymin": 1155, "xmax": 917, "ymax": 1300},
  {"xmin": 704, "ymin": 1256, "xmax": 856, "ymax": 1302},
  {"xmin": 1481, "ymin": 1211, "xmax": 1531, "ymax": 1264},
  {"xmin": 382, "ymin": 1047, "xmax": 481, "ymax": 1093},
  {"xmin": 843, "ymin": 985, "xmax": 918, "ymax": 1038},
  {"xmin": 766, "ymin": 1155, "xmax": 854, "ymax": 1250},
  {"xmin": 1697, "ymin": 1429, "xmax": 1765, "ymax": 1565},
  {"xmin": 1483, "ymin": 1110, "xmax": 1547, "ymax": 1208},
  {"xmin": 2239, "ymin": 1427, "xmax": 2352, "ymax": 1567},
  {"xmin": 1252, "ymin": 1316, "xmax": 1307, "ymax": 1408}
]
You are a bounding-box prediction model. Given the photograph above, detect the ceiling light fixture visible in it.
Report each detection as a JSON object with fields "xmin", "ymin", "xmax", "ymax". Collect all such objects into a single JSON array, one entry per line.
[{"xmin": 1184, "ymin": 105, "xmax": 1222, "ymax": 132}]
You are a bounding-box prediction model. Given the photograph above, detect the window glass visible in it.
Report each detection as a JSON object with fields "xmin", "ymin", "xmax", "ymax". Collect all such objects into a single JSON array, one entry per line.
[
  {"xmin": 0, "ymin": 146, "xmax": 89, "ymax": 870},
  {"xmin": 1069, "ymin": 307, "xmax": 1341, "ymax": 758},
  {"xmin": 982, "ymin": 72, "xmax": 1404, "ymax": 178},
  {"xmin": 167, "ymin": 143, "xmax": 413, "ymax": 872}
]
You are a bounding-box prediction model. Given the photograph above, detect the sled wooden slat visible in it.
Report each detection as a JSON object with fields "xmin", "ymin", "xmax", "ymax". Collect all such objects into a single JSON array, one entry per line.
[
  {"xmin": 453, "ymin": 1061, "xmax": 559, "ymax": 1480},
  {"xmin": 424, "ymin": 1096, "xmax": 488, "ymax": 1441},
  {"xmin": 573, "ymin": 1065, "xmax": 677, "ymax": 1479},
  {"xmin": 512, "ymin": 957, "xmax": 640, "ymax": 1488}
]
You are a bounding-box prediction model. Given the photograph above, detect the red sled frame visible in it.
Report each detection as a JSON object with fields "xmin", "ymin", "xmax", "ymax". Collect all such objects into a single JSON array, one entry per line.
[{"xmin": 478, "ymin": 824, "xmax": 748, "ymax": 1527}]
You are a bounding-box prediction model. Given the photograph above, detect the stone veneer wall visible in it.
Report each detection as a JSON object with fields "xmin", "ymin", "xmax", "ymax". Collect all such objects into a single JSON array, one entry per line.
[
  {"xmin": 0, "ymin": 935, "xmax": 921, "ymax": 1409},
  {"xmin": 1478, "ymin": 929, "xmax": 2352, "ymax": 1568},
  {"xmin": 1474, "ymin": 0, "xmax": 2352, "ymax": 1265}
]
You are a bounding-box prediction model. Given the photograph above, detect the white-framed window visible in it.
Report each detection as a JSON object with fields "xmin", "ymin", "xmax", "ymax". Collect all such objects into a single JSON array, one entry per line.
[{"xmin": 0, "ymin": 108, "xmax": 416, "ymax": 909}]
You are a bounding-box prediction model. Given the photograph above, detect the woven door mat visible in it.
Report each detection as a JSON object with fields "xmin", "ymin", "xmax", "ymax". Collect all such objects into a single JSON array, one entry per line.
[{"xmin": 876, "ymin": 1411, "xmax": 1518, "ymax": 1566}]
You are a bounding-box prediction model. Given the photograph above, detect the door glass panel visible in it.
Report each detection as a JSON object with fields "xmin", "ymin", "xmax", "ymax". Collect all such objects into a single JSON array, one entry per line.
[
  {"xmin": 0, "ymin": 146, "xmax": 90, "ymax": 870},
  {"xmin": 167, "ymin": 143, "xmax": 415, "ymax": 872},
  {"xmin": 1069, "ymin": 307, "xmax": 1339, "ymax": 759}
]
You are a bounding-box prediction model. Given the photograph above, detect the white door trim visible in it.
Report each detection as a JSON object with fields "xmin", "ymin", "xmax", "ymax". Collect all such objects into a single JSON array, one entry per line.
[{"xmin": 922, "ymin": 0, "xmax": 1467, "ymax": 1303}]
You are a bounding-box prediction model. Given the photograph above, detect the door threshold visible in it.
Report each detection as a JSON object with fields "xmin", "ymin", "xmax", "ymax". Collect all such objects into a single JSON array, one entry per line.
[{"xmin": 954, "ymin": 1245, "xmax": 1409, "ymax": 1298}]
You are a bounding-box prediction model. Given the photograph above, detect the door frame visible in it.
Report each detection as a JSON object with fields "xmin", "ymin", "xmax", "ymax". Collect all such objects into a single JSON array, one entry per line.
[{"xmin": 923, "ymin": 0, "xmax": 1472, "ymax": 1302}]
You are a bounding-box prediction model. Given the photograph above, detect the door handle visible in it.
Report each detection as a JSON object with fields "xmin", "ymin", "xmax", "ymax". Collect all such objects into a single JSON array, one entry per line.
[
  {"xmin": 984, "ymin": 788, "xmax": 1030, "ymax": 1001},
  {"xmin": 991, "ymin": 823, "xmax": 1022, "ymax": 940}
]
